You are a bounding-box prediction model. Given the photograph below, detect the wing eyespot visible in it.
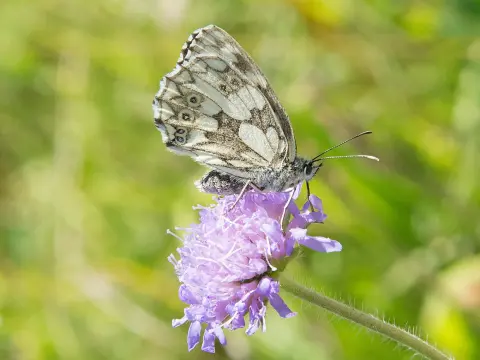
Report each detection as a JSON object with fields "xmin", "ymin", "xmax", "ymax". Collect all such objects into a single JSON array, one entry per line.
[
  {"xmin": 179, "ymin": 109, "xmax": 195, "ymax": 121},
  {"xmin": 187, "ymin": 94, "xmax": 202, "ymax": 107},
  {"xmin": 173, "ymin": 127, "xmax": 188, "ymax": 144}
]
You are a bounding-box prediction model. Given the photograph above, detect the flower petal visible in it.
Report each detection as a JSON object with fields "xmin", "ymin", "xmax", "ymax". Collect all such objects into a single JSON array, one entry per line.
[
  {"xmin": 289, "ymin": 228, "xmax": 341, "ymax": 252},
  {"xmin": 292, "ymin": 183, "xmax": 302, "ymax": 199},
  {"xmin": 248, "ymin": 258, "xmax": 268, "ymax": 274},
  {"xmin": 246, "ymin": 300, "xmax": 266, "ymax": 335},
  {"xmin": 298, "ymin": 235, "xmax": 342, "ymax": 253},
  {"xmin": 187, "ymin": 321, "xmax": 202, "ymax": 351},
  {"xmin": 172, "ymin": 315, "xmax": 188, "ymax": 328},
  {"xmin": 201, "ymin": 328, "xmax": 216, "ymax": 353},
  {"xmin": 230, "ymin": 313, "xmax": 246, "ymax": 330},
  {"xmin": 308, "ymin": 195, "xmax": 323, "ymax": 211},
  {"xmin": 179, "ymin": 284, "xmax": 199, "ymax": 304},
  {"xmin": 269, "ymin": 293, "xmax": 297, "ymax": 318},
  {"xmin": 285, "ymin": 234, "xmax": 296, "ymax": 256},
  {"xmin": 289, "ymin": 227, "xmax": 307, "ymax": 240},
  {"xmin": 256, "ymin": 277, "xmax": 272, "ymax": 296},
  {"xmin": 213, "ymin": 327, "xmax": 226, "ymax": 345},
  {"xmin": 261, "ymin": 222, "xmax": 283, "ymax": 254}
]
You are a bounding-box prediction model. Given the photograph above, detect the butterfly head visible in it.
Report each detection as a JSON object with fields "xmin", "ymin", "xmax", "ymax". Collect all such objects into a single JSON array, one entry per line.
[
  {"xmin": 303, "ymin": 159, "xmax": 322, "ymax": 182},
  {"xmin": 274, "ymin": 157, "xmax": 321, "ymax": 192}
]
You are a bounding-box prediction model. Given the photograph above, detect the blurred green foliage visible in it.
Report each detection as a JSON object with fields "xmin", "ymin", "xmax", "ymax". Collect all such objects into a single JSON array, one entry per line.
[{"xmin": 1, "ymin": 0, "xmax": 480, "ymax": 359}]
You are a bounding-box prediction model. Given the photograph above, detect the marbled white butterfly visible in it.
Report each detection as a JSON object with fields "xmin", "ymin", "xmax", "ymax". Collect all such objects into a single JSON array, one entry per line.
[{"xmin": 153, "ymin": 25, "xmax": 377, "ymax": 196}]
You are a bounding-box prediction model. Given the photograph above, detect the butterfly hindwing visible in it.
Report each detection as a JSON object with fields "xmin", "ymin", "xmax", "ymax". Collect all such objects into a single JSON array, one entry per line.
[{"xmin": 153, "ymin": 25, "xmax": 297, "ymax": 179}]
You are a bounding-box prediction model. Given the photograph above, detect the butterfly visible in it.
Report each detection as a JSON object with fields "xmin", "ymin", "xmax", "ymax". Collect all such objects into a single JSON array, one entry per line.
[{"xmin": 152, "ymin": 25, "xmax": 377, "ymax": 196}]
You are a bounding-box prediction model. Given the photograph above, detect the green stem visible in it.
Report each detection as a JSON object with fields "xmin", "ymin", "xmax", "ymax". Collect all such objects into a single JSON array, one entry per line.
[{"xmin": 280, "ymin": 276, "xmax": 451, "ymax": 360}]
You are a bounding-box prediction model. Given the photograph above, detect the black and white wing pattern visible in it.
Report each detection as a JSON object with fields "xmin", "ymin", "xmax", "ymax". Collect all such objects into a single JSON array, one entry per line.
[{"xmin": 153, "ymin": 25, "xmax": 296, "ymax": 179}]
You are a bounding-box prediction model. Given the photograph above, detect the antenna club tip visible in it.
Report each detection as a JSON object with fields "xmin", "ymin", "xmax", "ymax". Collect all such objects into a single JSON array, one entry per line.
[{"xmin": 359, "ymin": 155, "xmax": 380, "ymax": 161}]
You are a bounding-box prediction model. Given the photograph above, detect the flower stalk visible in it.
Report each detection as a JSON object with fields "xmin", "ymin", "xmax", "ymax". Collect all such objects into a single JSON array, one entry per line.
[{"xmin": 280, "ymin": 276, "xmax": 451, "ymax": 360}]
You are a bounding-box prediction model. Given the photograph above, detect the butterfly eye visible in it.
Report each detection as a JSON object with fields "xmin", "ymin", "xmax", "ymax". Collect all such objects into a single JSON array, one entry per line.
[
  {"xmin": 187, "ymin": 94, "xmax": 202, "ymax": 107},
  {"xmin": 179, "ymin": 109, "xmax": 195, "ymax": 121},
  {"xmin": 305, "ymin": 163, "xmax": 313, "ymax": 176}
]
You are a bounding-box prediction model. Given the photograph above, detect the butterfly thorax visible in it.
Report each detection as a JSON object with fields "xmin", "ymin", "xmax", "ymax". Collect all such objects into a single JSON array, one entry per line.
[
  {"xmin": 253, "ymin": 156, "xmax": 318, "ymax": 192},
  {"xmin": 196, "ymin": 156, "xmax": 320, "ymax": 195}
]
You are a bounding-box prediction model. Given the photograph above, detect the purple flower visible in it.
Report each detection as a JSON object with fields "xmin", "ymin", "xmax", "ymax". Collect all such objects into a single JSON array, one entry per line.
[{"xmin": 168, "ymin": 187, "xmax": 341, "ymax": 353}]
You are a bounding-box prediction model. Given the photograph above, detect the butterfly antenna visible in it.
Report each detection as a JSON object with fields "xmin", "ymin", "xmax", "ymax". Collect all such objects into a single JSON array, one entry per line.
[
  {"xmin": 318, "ymin": 154, "xmax": 379, "ymax": 161},
  {"xmin": 311, "ymin": 131, "xmax": 373, "ymax": 162}
]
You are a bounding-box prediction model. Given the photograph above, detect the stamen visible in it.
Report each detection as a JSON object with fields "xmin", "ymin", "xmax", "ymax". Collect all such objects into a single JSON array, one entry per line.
[
  {"xmin": 166, "ymin": 229, "xmax": 184, "ymax": 242},
  {"xmin": 264, "ymin": 249, "xmax": 277, "ymax": 271}
]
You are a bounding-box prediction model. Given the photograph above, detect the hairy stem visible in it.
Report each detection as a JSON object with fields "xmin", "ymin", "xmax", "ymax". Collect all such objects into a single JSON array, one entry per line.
[{"xmin": 280, "ymin": 276, "xmax": 451, "ymax": 360}]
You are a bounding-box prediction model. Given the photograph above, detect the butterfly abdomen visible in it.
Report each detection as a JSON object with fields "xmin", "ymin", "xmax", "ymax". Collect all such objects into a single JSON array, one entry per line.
[{"xmin": 196, "ymin": 170, "xmax": 248, "ymax": 195}]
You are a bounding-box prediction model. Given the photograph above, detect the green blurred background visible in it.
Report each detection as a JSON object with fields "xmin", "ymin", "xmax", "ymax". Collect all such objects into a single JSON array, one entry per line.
[{"xmin": 1, "ymin": 0, "xmax": 480, "ymax": 359}]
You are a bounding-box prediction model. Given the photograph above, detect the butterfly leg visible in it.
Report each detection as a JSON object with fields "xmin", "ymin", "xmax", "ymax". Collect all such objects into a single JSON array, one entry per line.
[
  {"xmin": 228, "ymin": 180, "xmax": 252, "ymax": 210},
  {"xmin": 280, "ymin": 188, "xmax": 295, "ymax": 227},
  {"xmin": 228, "ymin": 180, "xmax": 263, "ymax": 210}
]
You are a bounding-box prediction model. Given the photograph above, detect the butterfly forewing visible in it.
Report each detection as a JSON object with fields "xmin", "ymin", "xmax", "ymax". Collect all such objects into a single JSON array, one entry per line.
[{"xmin": 153, "ymin": 25, "xmax": 297, "ymax": 182}]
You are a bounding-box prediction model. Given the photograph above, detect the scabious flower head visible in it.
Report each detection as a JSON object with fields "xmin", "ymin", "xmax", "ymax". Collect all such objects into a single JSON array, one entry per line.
[{"xmin": 168, "ymin": 188, "xmax": 341, "ymax": 353}]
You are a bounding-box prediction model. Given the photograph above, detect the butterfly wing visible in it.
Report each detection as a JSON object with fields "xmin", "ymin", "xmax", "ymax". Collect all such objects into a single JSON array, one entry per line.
[{"xmin": 153, "ymin": 25, "xmax": 297, "ymax": 179}]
